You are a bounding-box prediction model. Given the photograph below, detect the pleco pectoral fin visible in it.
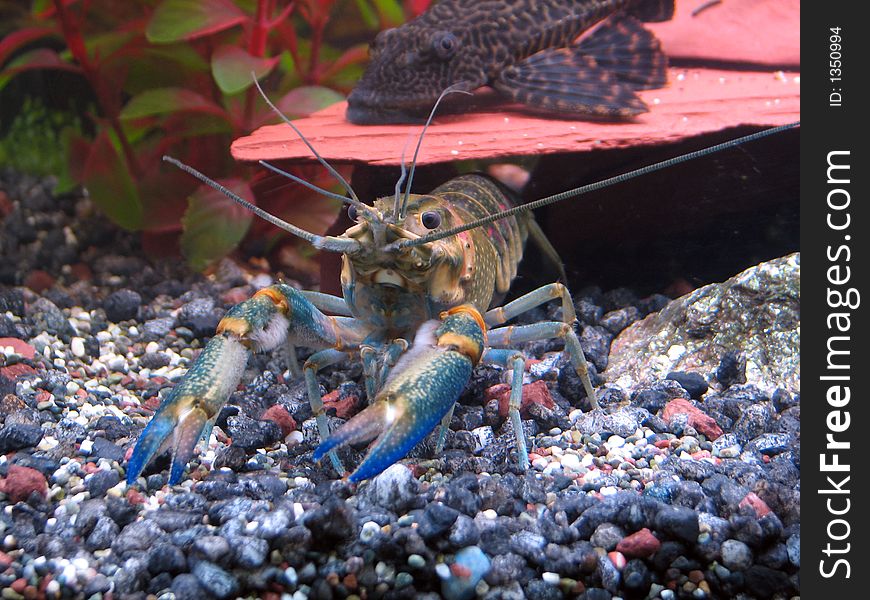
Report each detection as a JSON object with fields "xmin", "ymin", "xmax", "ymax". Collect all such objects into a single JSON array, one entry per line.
[{"xmin": 494, "ymin": 16, "xmax": 669, "ymax": 118}]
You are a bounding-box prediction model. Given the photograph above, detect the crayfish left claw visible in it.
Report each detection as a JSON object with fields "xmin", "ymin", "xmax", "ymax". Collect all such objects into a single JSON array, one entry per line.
[{"xmin": 314, "ymin": 307, "xmax": 486, "ymax": 483}]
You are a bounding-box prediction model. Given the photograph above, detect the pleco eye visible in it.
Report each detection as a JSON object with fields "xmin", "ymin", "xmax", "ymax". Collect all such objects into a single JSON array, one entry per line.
[
  {"xmin": 421, "ymin": 211, "xmax": 441, "ymax": 229},
  {"xmin": 348, "ymin": 205, "xmax": 358, "ymax": 221},
  {"xmin": 433, "ymin": 32, "xmax": 458, "ymax": 59}
]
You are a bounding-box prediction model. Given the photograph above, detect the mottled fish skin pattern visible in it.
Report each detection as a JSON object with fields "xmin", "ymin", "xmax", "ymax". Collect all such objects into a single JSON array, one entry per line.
[{"xmin": 347, "ymin": 0, "xmax": 675, "ymax": 124}]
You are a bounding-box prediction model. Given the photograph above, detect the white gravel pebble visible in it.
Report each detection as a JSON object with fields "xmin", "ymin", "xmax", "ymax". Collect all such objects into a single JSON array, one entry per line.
[
  {"xmin": 560, "ymin": 453, "xmax": 581, "ymax": 471},
  {"xmin": 542, "ymin": 572, "xmax": 560, "ymax": 585},
  {"xmin": 70, "ymin": 337, "xmax": 86, "ymax": 357}
]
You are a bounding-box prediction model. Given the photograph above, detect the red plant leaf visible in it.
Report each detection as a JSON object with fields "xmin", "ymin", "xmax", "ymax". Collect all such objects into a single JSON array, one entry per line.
[
  {"xmin": 0, "ymin": 26, "xmax": 58, "ymax": 65},
  {"xmin": 82, "ymin": 131, "xmax": 144, "ymax": 230},
  {"xmin": 120, "ymin": 87, "xmax": 226, "ymax": 120},
  {"xmin": 0, "ymin": 48, "xmax": 80, "ymax": 91},
  {"xmin": 146, "ymin": 0, "xmax": 248, "ymax": 44},
  {"xmin": 211, "ymin": 45, "xmax": 280, "ymax": 95},
  {"xmin": 181, "ymin": 179, "xmax": 254, "ymax": 270},
  {"xmin": 404, "ymin": 0, "xmax": 432, "ymax": 17}
]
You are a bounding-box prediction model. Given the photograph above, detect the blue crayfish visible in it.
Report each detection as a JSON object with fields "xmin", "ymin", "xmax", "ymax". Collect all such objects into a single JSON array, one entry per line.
[{"xmin": 126, "ymin": 85, "xmax": 798, "ymax": 485}]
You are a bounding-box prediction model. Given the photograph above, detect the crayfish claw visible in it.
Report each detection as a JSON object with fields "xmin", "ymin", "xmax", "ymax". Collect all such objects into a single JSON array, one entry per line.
[
  {"xmin": 126, "ymin": 398, "xmax": 211, "ymax": 485},
  {"xmin": 126, "ymin": 334, "xmax": 248, "ymax": 485},
  {"xmin": 312, "ymin": 400, "xmax": 399, "ymax": 463},
  {"xmin": 316, "ymin": 310, "xmax": 486, "ymax": 483}
]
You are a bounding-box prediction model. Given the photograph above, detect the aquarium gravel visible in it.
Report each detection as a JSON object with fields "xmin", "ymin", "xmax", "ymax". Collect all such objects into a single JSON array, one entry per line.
[{"xmin": 0, "ymin": 172, "xmax": 799, "ymax": 599}]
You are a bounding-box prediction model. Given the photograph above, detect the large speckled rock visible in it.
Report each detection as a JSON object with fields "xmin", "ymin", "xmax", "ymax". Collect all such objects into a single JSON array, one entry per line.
[{"xmin": 605, "ymin": 254, "xmax": 799, "ymax": 396}]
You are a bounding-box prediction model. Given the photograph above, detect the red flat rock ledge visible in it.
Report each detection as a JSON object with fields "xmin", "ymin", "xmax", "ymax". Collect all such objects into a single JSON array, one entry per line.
[{"xmin": 232, "ymin": 67, "xmax": 799, "ymax": 167}]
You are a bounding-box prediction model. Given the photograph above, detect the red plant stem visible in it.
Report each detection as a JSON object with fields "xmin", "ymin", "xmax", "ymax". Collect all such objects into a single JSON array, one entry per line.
[
  {"xmin": 243, "ymin": 0, "xmax": 271, "ymax": 128},
  {"xmin": 307, "ymin": 20, "xmax": 323, "ymax": 84},
  {"xmin": 52, "ymin": 0, "xmax": 141, "ymax": 178},
  {"xmin": 276, "ymin": 21, "xmax": 301, "ymax": 70}
]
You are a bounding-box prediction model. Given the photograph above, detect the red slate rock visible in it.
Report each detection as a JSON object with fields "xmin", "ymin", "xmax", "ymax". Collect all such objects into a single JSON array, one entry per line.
[
  {"xmin": 487, "ymin": 380, "xmax": 555, "ymax": 419},
  {"xmin": 261, "ymin": 405, "xmax": 297, "ymax": 437},
  {"xmin": 648, "ymin": 0, "xmax": 799, "ymax": 68},
  {"xmin": 0, "ymin": 338, "xmax": 35, "ymax": 360},
  {"xmin": 322, "ymin": 389, "xmax": 362, "ymax": 420},
  {"xmin": 739, "ymin": 492, "xmax": 772, "ymax": 517},
  {"xmin": 616, "ymin": 528, "xmax": 662, "ymax": 558},
  {"xmin": 662, "ymin": 398, "xmax": 723, "ymax": 440},
  {"xmin": 0, "ymin": 465, "xmax": 48, "ymax": 503},
  {"xmin": 232, "ymin": 66, "xmax": 799, "ymax": 168}
]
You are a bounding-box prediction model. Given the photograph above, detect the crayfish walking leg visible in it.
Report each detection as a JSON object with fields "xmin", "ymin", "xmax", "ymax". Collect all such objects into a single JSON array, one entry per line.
[
  {"xmin": 126, "ymin": 284, "xmax": 369, "ymax": 485},
  {"xmin": 473, "ymin": 283, "xmax": 599, "ymax": 469}
]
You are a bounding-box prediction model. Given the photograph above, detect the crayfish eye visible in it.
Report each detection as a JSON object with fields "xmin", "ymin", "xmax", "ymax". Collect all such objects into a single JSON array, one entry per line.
[
  {"xmin": 348, "ymin": 205, "xmax": 359, "ymax": 221},
  {"xmin": 432, "ymin": 32, "xmax": 459, "ymax": 59},
  {"xmin": 421, "ymin": 211, "xmax": 442, "ymax": 229}
]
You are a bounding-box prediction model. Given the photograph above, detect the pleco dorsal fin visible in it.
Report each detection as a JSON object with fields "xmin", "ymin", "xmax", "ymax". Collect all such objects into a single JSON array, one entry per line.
[{"xmin": 493, "ymin": 14, "xmax": 667, "ymax": 118}]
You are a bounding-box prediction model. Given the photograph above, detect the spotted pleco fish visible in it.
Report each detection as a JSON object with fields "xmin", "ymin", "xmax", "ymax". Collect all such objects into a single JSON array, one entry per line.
[{"xmin": 347, "ymin": 0, "xmax": 675, "ymax": 124}]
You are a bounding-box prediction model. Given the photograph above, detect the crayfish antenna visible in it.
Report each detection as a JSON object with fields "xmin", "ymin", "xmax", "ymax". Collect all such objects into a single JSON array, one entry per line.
[
  {"xmin": 162, "ymin": 156, "xmax": 361, "ymax": 254},
  {"xmin": 390, "ymin": 121, "xmax": 801, "ymax": 250},
  {"xmin": 252, "ymin": 75, "xmax": 368, "ymax": 212},
  {"xmin": 398, "ymin": 84, "xmax": 473, "ymax": 219}
]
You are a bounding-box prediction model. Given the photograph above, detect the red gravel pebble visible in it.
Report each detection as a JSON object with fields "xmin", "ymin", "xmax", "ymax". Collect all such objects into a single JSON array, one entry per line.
[
  {"xmin": 261, "ymin": 405, "xmax": 297, "ymax": 437},
  {"xmin": 23, "ymin": 270, "xmax": 55, "ymax": 293},
  {"xmin": 322, "ymin": 389, "xmax": 361, "ymax": 420},
  {"xmin": 0, "ymin": 338, "xmax": 35, "ymax": 360},
  {"xmin": 739, "ymin": 492, "xmax": 772, "ymax": 517},
  {"xmin": 487, "ymin": 380, "xmax": 555, "ymax": 419},
  {"xmin": 662, "ymin": 398, "xmax": 723, "ymax": 440},
  {"xmin": 0, "ymin": 465, "xmax": 48, "ymax": 503},
  {"xmin": 616, "ymin": 528, "xmax": 662, "ymax": 558}
]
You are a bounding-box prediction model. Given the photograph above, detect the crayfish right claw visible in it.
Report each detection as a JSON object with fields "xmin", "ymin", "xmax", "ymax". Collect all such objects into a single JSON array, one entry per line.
[{"xmin": 126, "ymin": 400, "xmax": 209, "ymax": 485}]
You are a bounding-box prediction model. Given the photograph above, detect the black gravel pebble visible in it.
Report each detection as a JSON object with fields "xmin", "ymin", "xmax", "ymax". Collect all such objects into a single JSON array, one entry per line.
[
  {"xmin": 86, "ymin": 469, "xmax": 120, "ymax": 497},
  {"xmin": 666, "ymin": 371, "xmax": 709, "ymax": 399},
  {"xmin": 103, "ymin": 289, "xmax": 142, "ymax": 322},
  {"xmin": 172, "ymin": 573, "xmax": 207, "ymax": 600},
  {"xmin": 90, "ymin": 436, "xmax": 126, "ymax": 462},
  {"xmin": 0, "ymin": 422, "xmax": 44, "ymax": 453},
  {"xmin": 192, "ymin": 560, "xmax": 240, "ymax": 600},
  {"xmin": 715, "ymin": 351, "xmax": 746, "ymax": 388}
]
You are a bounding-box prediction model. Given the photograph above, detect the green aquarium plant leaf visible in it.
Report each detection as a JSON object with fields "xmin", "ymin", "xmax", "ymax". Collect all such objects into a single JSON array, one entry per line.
[
  {"xmin": 211, "ymin": 45, "xmax": 280, "ymax": 95},
  {"xmin": 181, "ymin": 178, "xmax": 254, "ymax": 270},
  {"xmin": 120, "ymin": 87, "xmax": 226, "ymax": 120},
  {"xmin": 271, "ymin": 86, "xmax": 344, "ymax": 120},
  {"xmin": 147, "ymin": 0, "xmax": 248, "ymax": 44},
  {"xmin": 82, "ymin": 130, "xmax": 144, "ymax": 230}
]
